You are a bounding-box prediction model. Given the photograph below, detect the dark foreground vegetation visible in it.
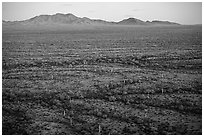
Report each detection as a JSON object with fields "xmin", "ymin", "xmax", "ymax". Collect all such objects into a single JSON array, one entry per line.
[{"xmin": 2, "ymin": 25, "xmax": 202, "ymax": 135}]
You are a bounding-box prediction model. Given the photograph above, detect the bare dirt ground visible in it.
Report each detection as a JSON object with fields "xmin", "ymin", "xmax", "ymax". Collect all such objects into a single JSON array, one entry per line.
[{"xmin": 2, "ymin": 25, "xmax": 202, "ymax": 135}]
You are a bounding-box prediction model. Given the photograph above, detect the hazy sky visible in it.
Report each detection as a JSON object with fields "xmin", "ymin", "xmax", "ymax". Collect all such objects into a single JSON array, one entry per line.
[{"xmin": 2, "ymin": 2, "xmax": 202, "ymax": 24}]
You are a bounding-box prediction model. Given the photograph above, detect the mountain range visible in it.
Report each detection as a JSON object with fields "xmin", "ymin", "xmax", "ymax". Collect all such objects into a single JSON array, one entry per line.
[{"xmin": 3, "ymin": 13, "xmax": 180, "ymax": 26}]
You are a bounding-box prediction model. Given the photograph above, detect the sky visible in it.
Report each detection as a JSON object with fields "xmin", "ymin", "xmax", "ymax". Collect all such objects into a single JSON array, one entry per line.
[{"xmin": 2, "ymin": 2, "xmax": 202, "ymax": 25}]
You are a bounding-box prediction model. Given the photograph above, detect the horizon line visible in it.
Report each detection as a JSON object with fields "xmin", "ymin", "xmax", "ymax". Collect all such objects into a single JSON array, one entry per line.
[
  {"xmin": 2, "ymin": 12, "xmax": 202, "ymax": 25},
  {"xmin": 2, "ymin": 12, "xmax": 182, "ymax": 24}
]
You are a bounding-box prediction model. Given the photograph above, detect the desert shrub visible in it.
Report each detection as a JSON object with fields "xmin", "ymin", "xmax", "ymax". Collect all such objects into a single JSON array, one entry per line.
[
  {"xmin": 171, "ymin": 124, "xmax": 189, "ymax": 135},
  {"xmin": 2, "ymin": 104, "xmax": 31, "ymax": 135},
  {"xmin": 157, "ymin": 122, "xmax": 171, "ymax": 134}
]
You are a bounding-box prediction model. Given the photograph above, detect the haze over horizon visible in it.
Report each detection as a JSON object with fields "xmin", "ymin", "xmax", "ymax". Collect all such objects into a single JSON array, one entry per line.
[{"xmin": 2, "ymin": 2, "xmax": 202, "ymax": 25}]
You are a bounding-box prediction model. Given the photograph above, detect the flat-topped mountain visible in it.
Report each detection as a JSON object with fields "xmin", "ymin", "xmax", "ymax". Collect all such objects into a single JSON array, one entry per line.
[
  {"xmin": 146, "ymin": 20, "xmax": 180, "ymax": 25},
  {"xmin": 3, "ymin": 13, "xmax": 180, "ymax": 26}
]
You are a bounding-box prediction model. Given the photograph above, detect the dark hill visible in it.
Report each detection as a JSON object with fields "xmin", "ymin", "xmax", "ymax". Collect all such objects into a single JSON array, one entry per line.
[{"xmin": 117, "ymin": 18, "xmax": 146, "ymax": 25}]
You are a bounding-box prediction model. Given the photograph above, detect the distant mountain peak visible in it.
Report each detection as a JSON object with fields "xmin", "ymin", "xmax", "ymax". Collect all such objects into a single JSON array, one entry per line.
[
  {"xmin": 2, "ymin": 13, "xmax": 180, "ymax": 26},
  {"xmin": 66, "ymin": 13, "xmax": 75, "ymax": 16},
  {"xmin": 55, "ymin": 13, "xmax": 64, "ymax": 15},
  {"xmin": 118, "ymin": 17, "xmax": 146, "ymax": 25},
  {"xmin": 127, "ymin": 18, "xmax": 135, "ymax": 20}
]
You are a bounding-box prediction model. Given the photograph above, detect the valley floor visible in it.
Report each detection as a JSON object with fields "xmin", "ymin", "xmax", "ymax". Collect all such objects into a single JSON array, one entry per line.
[{"xmin": 2, "ymin": 25, "xmax": 202, "ymax": 135}]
